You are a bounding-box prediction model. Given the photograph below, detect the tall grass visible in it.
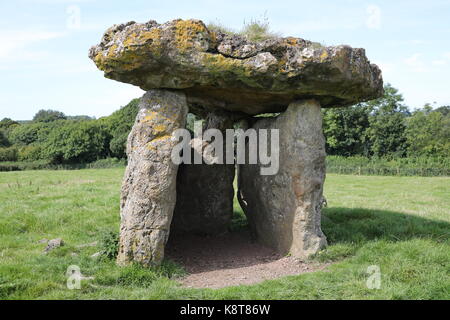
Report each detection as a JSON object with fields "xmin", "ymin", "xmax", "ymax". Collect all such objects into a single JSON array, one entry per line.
[{"xmin": 207, "ymin": 16, "xmax": 280, "ymax": 41}]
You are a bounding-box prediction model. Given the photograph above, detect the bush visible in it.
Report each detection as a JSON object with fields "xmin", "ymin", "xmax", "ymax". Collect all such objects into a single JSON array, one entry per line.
[
  {"xmin": 0, "ymin": 147, "xmax": 18, "ymax": 162},
  {"xmin": 17, "ymin": 145, "xmax": 43, "ymax": 162},
  {"xmin": 98, "ymin": 230, "xmax": 119, "ymax": 260}
]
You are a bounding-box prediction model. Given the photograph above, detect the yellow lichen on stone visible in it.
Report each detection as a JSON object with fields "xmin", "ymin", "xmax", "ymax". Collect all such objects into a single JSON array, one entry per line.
[
  {"xmin": 142, "ymin": 111, "xmax": 176, "ymax": 124},
  {"xmin": 320, "ymin": 50, "xmax": 329, "ymax": 62},
  {"xmin": 152, "ymin": 123, "xmax": 167, "ymax": 135},
  {"xmin": 94, "ymin": 26, "xmax": 165, "ymax": 72},
  {"xmin": 174, "ymin": 19, "xmax": 209, "ymax": 52},
  {"xmin": 201, "ymin": 52, "xmax": 249, "ymax": 76},
  {"xmin": 123, "ymin": 28, "xmax": 162, "ymax": 50},
  {"xmin": 146, "ymin": 135, "xmax": 171, "ymax": 150}
]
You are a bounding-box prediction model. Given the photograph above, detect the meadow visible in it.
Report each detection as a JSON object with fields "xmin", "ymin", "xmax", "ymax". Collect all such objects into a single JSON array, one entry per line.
[{"xmin": 0, "ymin": 168, "xmax": 449, "ymax": 299}]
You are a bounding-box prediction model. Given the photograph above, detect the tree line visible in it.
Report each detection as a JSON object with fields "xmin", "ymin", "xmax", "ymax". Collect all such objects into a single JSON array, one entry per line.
[{"xmin": 0, "ymin": 84, "xmax": 449, "ymax": 165}]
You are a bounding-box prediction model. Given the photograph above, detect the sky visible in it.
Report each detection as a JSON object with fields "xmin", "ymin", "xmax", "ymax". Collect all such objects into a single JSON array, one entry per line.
[{"xmin": 1, "ymin": 0, "xmax": 450, "ymax": 120}]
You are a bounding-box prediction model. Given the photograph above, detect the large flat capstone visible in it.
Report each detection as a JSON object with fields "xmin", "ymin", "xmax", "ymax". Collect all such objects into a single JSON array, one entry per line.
[{"xmin": 89, "ymin": 19, "xmax": 383, "ymax": 115}]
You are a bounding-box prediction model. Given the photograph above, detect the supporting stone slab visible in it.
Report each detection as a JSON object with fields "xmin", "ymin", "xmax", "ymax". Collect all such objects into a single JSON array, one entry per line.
[
  {"xmin": 238, "ymin": 99, "xmax": 327, "ymax": 259},
  {"xmin": 171, "ymin": 162, "xmax": 235, "ymax": 235},
  {"xmin": 117, "ymin": 89, "xmax": 188, "ymax": 266},
  {"xmin": 171, "ymin": 110, "xmax": 235, "ymax": 235}
]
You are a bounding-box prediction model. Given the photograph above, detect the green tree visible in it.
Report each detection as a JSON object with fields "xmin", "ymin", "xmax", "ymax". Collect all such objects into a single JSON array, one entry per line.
[
  {"xmin": 434, "ymin": 105, "xmax": 450, "ymax": 116},
  {"xmin": 102, "ymin": 98, "xmax": 140, "ymax": 159},
  {"xmin": 322, "ymin": 104, "xmax": 371, "ymax": 156},
  {"xmin": 0, "ymin": 118, "xmax": 20, "ymax": 141},
  {"xmin": 42, "ymin": 121, "xmax": 110, "ymax": 163},
  {"xmin": 33, "ymin": 109, "xmax": 66, "ymax": 123},
  {"xmin": 364, "ymin": 84, "xmax": 409, "ymax": 157},
  {"xmin": 0, "ymin": 131, "xmax": 9, "ymax": 147},
  {"xmin": 9, "ymin": 121, "xmax": 65, "ymax": 146},
  {"xmin": 0, "ymin": 118, "xmax": 19, "ymax": 131},
  {"xmin": 406, "ymin": 105, "xmax": 450, "ymax": 157}
]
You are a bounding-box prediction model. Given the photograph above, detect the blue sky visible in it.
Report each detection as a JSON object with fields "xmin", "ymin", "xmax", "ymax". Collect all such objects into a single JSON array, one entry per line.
[{"xmin": 1, "ymin": 0, "xmax": 450, "ymax": 120}]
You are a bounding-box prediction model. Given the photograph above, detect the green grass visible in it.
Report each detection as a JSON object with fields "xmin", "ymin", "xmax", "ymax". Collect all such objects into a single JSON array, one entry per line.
[
  {"xmin": 0, "ymin": 169, "xmax": 449, "ymax": 299},
  {"xmin": 326, "ymin": 155, "xmax": 450, "ymax": 176}
]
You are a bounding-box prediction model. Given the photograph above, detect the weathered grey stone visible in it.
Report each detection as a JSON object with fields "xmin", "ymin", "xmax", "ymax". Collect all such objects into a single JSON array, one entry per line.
[
  {"xmin": 238, "ymin": 100, "xmax": 327, "ymax": 258},
  {"xmin": 44, "ymin": 238, "xmax": 64, "ymax": 253},
  {"xmin": 171, "ymin": 161, "xmax": 235, "ymax": 235},
  {"xmin": 89, "ymin": 19, "xmax": 383, "ymax": 115},
  {"xmin": 117, "ymin": 89, "xmax": 188, "ymax": 266},
  {"xmin": 171, "ymin": 110, "xmax": 235, "ymax": 235}
]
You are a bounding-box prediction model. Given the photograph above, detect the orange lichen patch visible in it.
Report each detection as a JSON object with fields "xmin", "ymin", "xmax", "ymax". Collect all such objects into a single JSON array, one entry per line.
[
  {"xmin": 174, "ymin": 19, "xmax": 209, "ymax": 52},
  {"xmin": 277, "ymin": 55, "xmax": 290, "ymax": 73},
  {"xmin": 284, "ymin": 37, "xmax": 301, "ymax": 46}
]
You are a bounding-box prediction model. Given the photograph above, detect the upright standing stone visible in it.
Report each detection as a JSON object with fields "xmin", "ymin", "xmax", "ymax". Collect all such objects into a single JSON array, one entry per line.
[
  {"xmin": 238, "ymin": 100, "xmax": 327, "ymax": 259},
  {"xmin": 117, "ymin": 89, "xmax": 188, "ymax": 266},
  {"xmin": 171, "ymin": 110, "xmax": 235, "ymax": 235}
]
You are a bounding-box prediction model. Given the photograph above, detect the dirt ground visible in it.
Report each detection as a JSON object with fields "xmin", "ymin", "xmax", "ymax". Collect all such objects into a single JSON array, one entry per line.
[{"xmin": 165, "ymin": 230, "xmax": 328, "ymax": 289}]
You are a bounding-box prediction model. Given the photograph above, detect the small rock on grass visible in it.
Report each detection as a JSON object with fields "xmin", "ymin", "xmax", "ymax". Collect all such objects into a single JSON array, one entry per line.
[
  {"xmin": 91, "ymin": 252, "xmax": 101, "ymax": 259},
  {"xmin": 44, "ymin": 238, "xmax": 64, "ymax": 253}
]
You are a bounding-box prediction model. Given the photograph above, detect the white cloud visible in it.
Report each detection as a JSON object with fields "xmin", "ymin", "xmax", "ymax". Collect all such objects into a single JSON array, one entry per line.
[
  {"xmin": 374, "ymin": 61, "xmax": 394, "ymax": 74},
  {"xmin": 432, "ymin": 59, "xmax": 447, "ymax": 66},
  {"xmin": 366, "ymin": 5, "xmax": 381, "ymax": 30},
  {"xmin": 410, "ymin": 40, "xmax": 426, "ymax": 45},
  {"xmin": 431, "ymin": 52, "xmax": 450, "ymax": 66},
  {"xmin": 404, "ymin": 53, "xmax": 428, "ymax": 72},
  {"xmin": 0, "ymin": 30, "xmax": 65, "ymax": 60},
  {"xmin": 279, "ymin": 19, "xmax": 360, "ymax": 33}
]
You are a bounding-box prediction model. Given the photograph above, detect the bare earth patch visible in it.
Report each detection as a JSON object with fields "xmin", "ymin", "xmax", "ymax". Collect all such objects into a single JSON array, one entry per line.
[{"xmin": 165, "ymin": 230, "xmax": 329, "ymax": 289}]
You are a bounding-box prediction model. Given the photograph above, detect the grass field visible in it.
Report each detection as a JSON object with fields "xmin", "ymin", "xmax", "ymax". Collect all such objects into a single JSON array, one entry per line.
[{"xmin": 0, "ymin": 168, "xmax": 449, "ymax": 300}]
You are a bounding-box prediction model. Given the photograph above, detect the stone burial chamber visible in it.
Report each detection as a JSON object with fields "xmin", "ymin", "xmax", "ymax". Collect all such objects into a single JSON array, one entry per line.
[{"xmin": 89, "ymin": 18, "xmax": 383, "ymax": 266}]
